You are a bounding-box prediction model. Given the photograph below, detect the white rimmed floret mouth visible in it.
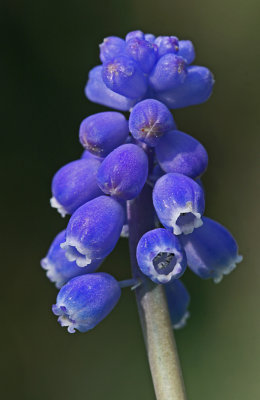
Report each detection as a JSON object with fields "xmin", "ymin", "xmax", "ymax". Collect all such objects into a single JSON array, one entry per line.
[
  {"xmin": 50, "ymin": 197, "xmax": 67, "ymax": 218},
  {"xmin": 149, "ymin": 250, "xmax": 184, "ymax": 284},
  {"xmin": 213, "ymin": 254, "xmax": 243, "ymax": 284},
  {"xmin": 52, "ymin": 304, "xmax": 77, "ymax": 333},
  {"xmin": 170, "ymin": 202, "xmax": 203, "ymax": 235},
  {"xmin": 58, "ymin": 307, "xmax": 77, "ymax": 333},
  {"xmin": 173, "ymin": 311, "xmax": 190, "ymax": 330},
  {"xmin": 58, "ymin": 314, "xmax": 77, "ymax": 334},
  {"xmin": 40, "ymin": 257, "xmax": 63, "ymax": 289},
  {"xmin": 60, "ymin": 239, "xmax": 92, "ymax": 267}
]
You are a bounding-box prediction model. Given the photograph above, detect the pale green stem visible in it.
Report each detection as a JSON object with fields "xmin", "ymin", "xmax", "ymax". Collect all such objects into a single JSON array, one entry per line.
[{"xmin": 127, "ymin": 184, "xmax": 187, "ymax": 400}]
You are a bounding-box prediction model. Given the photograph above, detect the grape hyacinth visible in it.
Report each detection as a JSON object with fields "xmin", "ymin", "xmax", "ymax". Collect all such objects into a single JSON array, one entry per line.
[
  {"xmin": 41, "ymin": 230, "xmax": 104, "ymax": 288},
  {"xmin": 155, "ymin": 130, "xmax": 208, "ymax": 178},
  {"xmin": 97, "ymin": 143, "xmax": 148, "ymax": 200},
  {"xmin": 79, "ymin": 112, "xmax": 129, "ymax": 157},
  {"xmin": 136, "ymin": 228, "xmax": 187, "ymax": 284},
  {"xmin": 52, "ymin": 273, "xmax": 121, "ymax": 333},
  {"xmin": 129, "ymin": 99, "xmax": 176, "ymax": 146},
  {"xmin": 61, "ymin": 196, "xmax": 125, "ymax": 267},
  {"xmin": 180, "ymin": 217, "xmax": 243, "ymax": 283},
  {"xmin": 50, "ymin": 158, "xmax": 102, "ymax": 217},
  {"xmin": 153, "ymin": 173, "xmax": 205, "ymax": 235},
  {"xmin": 42, "ymin": 29, "xmax": 242, "ymax": 400}
]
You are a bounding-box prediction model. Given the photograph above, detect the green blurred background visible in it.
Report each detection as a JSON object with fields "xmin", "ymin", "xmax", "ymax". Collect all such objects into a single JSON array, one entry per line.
[{"xmin": 1, "ymin": 0, "xmax": 259, "ymax": 399}]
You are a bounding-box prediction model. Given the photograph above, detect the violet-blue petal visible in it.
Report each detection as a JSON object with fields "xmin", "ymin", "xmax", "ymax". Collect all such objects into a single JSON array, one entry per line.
[
  {"xmin": 61, "ymin": 196, "xmax": 125, "ymax": 267},
  {"xmin": 85, "ymin": 66, "xmax": 135, "ymax": 111},
  {"xmin": 102, "ymin": 56, "xmax": 148, "ymax": 99},
  {"xmin": 129, "ymin": 99, "xmax": 176, "ymax": 147},
  {"xmin": 41, "ymin": 230, "xmax": 103, "ymax": 288},
  {"xmin": 125, "ymin": 30, "xmax": 144, "ymax": 41},
  {"xmin": 156, "ymin": 130, "xmax": 208, "ymax": 179},
  {"xmin": 155, "ymin": 65, "xmax": 214, "ymax": 109},
  {"xmin": 195, "ymin": 178, "xmax": 204, "ymax": 191},
  {"xmin": 178, "ymin": 40, "xmax": 195, "ymax": 64},
  {"xmin": 144, "ymin": 33, "xmax": 156, "ymax": 43},
  {"xmin": 165, "ymin": 280, "xmax": 190, "ymax": 329},
  {"xmin": 97, "ymin": 144, "xmax": 148, "ymax": 200},
  {"xmin": 149, "ymin": 54, "xmax": 187, "ymax": 92},
  {"xmin": 136, "ymin": 228, "xmax": 187, "ymax": 284},
  {"xmin": 99, "ymin": 36, "xmax": 126, "ymax": 63},
  {"xmin": 153, "ymin": 173, "xmax": 205, "ymax": 235},
  {"xmin": 81, "ymin": 150, "xmax": 104, "ymax": 162},
  {"xmin": 180, "ymin": 217, "xmax": 243, "ymax": 283},
  {"xmin": 155, "ymin": 36, "xmax": 179, "ymax": 57},
  {"xmin": 51, "ymin": 158, "xmax": 102, "ymax": 217},
  {"xmin": 52, "ymin": 273, "xmax": 121, "ymax": 333},
  {"xmin": 79, "ymin": 112, "xmax": 129, "ymax": 157},
  {"xmin": 125, "ymin": 38, "xmax": 158, "ymax": 73}
]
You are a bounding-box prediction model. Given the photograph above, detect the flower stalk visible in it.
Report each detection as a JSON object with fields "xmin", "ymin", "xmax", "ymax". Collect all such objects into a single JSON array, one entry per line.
[{"xmin": 127, "ymin": 184, "xmax": 187, "ymax": 400}]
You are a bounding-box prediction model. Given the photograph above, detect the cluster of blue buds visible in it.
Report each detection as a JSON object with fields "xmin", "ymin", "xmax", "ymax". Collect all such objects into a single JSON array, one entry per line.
[
  {"xmin": 86, "ymin": 31, "xmax": 214, "ymax": 111},
  {"xmin": 42, "ymin": 30, "xmax": 242, "ymax": 334}
]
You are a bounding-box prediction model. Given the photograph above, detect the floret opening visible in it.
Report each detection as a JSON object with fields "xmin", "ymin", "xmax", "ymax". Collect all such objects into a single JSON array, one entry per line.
[
  {"xmin": 58, "ymin": 313, "xmax": 77, "ymax": 334},
  {"xmin": 60, "ymin": 241, "xmax": 92, "ymax": 267},
  {"xmin": 153, "ymin": 252, "xmax": 177, "ymax": 275},
  {"xmin": 175, "ymin": 212, "xmax": 201, "ymax": 235}
]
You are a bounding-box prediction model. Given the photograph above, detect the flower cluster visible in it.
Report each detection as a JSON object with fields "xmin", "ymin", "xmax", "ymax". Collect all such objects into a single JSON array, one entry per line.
[
  {"xmin": 86, "ymin": 30, "xmax": 214, "ymax": 111},
  {"xmin": 42, "ymin": 30, "xmax": 242, "ymax": 334}
]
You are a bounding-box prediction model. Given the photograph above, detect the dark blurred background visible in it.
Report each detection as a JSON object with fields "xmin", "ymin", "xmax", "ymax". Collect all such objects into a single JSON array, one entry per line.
[{"xmin": 1, "ymin": 0, "xmax": 259, "ymax": 399}]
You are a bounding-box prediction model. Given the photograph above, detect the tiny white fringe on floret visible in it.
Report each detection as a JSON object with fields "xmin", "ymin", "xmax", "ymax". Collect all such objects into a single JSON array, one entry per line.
[
  {"xmin": 50, "ymin": 197, "xmax": 67, "ymax": 218},
  {"xmin": 173, "ymin": 311, "xmax": 190, "ymax": 330},
  {"xmin": 60, "ymin": 239, "xmax": 92, "ymax": 267},
  {"xmin": 58, "ymin": 315, "xmax": 76, "ymax": 333},
  {"xmin": 213, "ymin": 254, "xmax": 243, "ymax": 284},
  {"xmin": 41, "ymin": 257, "xmax": 62, "ymax": 288},
  {"xmin": 171, "ymin": 202, "xmax": 203, "ymax": 235}
]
